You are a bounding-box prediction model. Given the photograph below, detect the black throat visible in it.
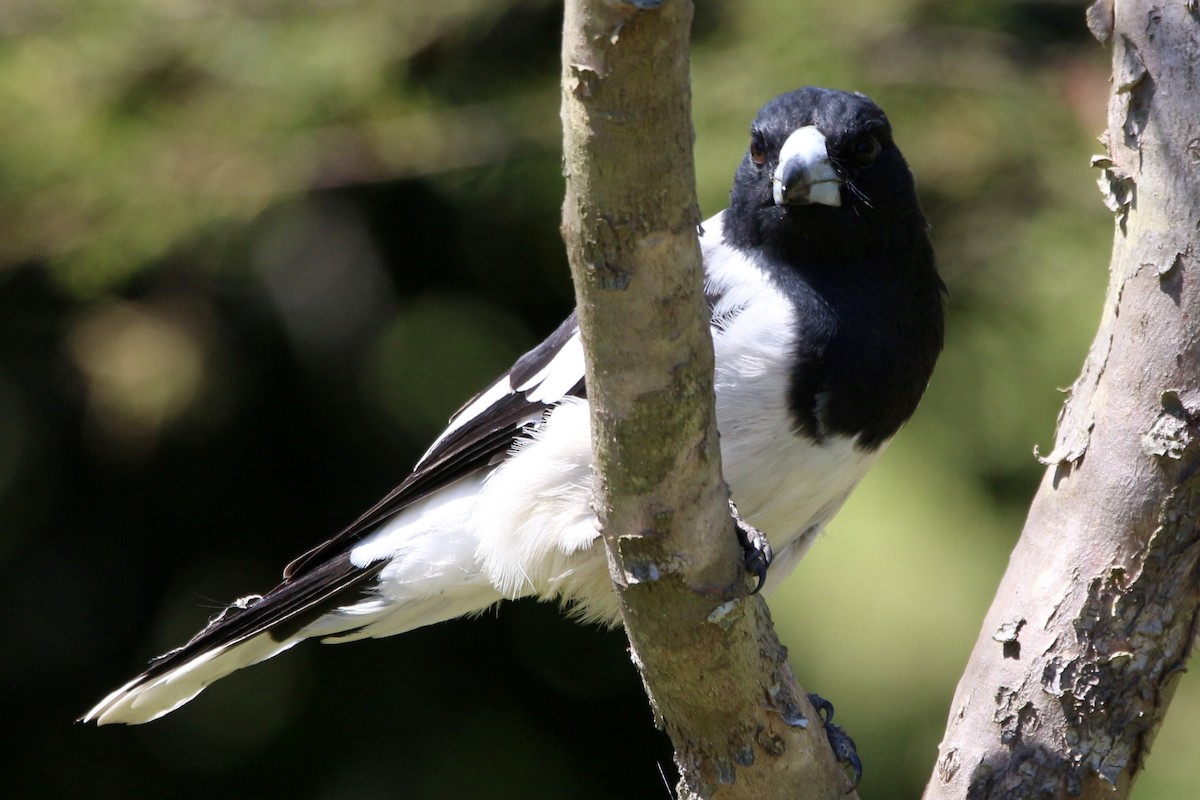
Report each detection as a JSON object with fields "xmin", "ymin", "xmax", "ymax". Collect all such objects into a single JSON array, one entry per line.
[{"xmin": 727, "ymin": 206, "xmax": 945, "ymax": 451}]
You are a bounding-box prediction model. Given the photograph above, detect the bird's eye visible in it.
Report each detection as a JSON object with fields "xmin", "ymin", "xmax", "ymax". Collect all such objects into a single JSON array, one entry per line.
[
  {"xmin": 851, "ymin": 135, "xmax": 881, "ymax": 167},
  {"xmin": 749, "ymin": 133, "xmax": 768, "ymax": 167}
]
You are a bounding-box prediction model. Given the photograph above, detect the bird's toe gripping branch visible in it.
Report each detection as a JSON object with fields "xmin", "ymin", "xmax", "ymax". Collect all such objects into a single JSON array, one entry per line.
[
  {"xmin": 731, "ymin": 500, "xmax": 773, "ymax": 593},
  {"xmin": 808, "ymin": 692, "xmax": 863, "ymax": 789}
]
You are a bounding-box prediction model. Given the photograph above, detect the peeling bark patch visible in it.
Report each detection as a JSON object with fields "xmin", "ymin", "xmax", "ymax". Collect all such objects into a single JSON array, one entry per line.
[
  {"xmin": 1086, "ymin": 0, "xmax": 1115, "ymax": 43},
  {"xmin": 766, "ymin": 682, "xmax": 809, "ymax": 729},
  {"xmin": 1141, "ymin": 390, "xmax": 1199, "ymax": 461},
  {"xmin": 937, "ymin": 746, "xmax": 961, "ymax": 783},
  {"xmin": 707, "ymin": 600, "xmax": 739, "ymax": 625},
  {"xmin": 1092, "ymin": 155, "xmax": 1136, "ymax": 223},
  {"xmin": 1117, "ymin": 35, "xmax": 1154, "ymax": 150},
  {"xmin": 993, "ymin": 618, "xmax": 1027, "ymax": 659},
  {"xmin": 678, "ymin": 734, "xmax": 753, "ymax": 795},
  {"xmin": 615, "ymin": 524, "xmax": 688, "ymax": 588},
  {"xmin": 1158, "ymin": 252, "xmax": 1184, "ymax": 304},
  {"xmin": 965, "ymin": 750, "xmax": 1070, "ymax": 800},
  {"xmin": 756, "ymin": 727, "xmax": 787, "ymax": 757},
  {"xmin": 993, "ymin": 686, "xmax": 1039, "ymax": 745},
  {"xmin": 1041, "ymin": 652, "xmax": 1133, "ymax": 788},
  {"xmin": 568, "ymin": 62, "xmax": 602, "ymax": 99},
  {"xmin": 1034, "ymin": 488, "xmax": 1200, "ymax": 789},
  {"xmin": 623, "ymin": 559, "xmax": 662, "ymax": 584},
  {"xmin": 1115, "ymin": 35, "xmax": 1147, "ymax": 93}
]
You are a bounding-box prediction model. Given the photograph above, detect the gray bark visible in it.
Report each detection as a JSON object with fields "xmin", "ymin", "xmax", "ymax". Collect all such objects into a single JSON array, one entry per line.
[
  {"xmin": 559, "ymin": 1, "xmax": 855, "ymax": 797},
  {"xmin": 924, "ymin": 3, "xmax": 1200, "ymax": 798}
]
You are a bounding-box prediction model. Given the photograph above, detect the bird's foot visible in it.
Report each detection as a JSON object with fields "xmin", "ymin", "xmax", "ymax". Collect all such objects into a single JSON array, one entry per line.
[
  {"xmin": 808, "ymin": 692, "xmax": 862, "ymax": 788},
  {"xmin": 731, "ymin": 500, "xmax": 772, "ymax": 593}
]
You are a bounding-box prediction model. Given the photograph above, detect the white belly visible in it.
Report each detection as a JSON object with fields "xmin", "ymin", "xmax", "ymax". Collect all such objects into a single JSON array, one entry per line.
[{"xmin": 711, "ymin": 278, "xmax": 880, "ymax": 592}]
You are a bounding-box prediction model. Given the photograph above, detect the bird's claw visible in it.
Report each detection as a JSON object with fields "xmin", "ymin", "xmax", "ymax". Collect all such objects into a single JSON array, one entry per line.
[
  {"xmin": 808, "ymin": 692, "xmax": 862, "ymax": 789},
  {"xmin": 731, "ymin": 501, "xmax": 772, "ymax": 593}
]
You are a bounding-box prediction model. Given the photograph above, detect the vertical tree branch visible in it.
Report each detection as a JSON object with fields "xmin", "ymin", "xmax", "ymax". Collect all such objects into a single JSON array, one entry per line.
[
  {"xmin": 924, "ymin": 4, "xmax": 1200, "ymax": 798},
  {"xmin": 559, "ymin": 1, "xmax": 855, "ymax": 797}
]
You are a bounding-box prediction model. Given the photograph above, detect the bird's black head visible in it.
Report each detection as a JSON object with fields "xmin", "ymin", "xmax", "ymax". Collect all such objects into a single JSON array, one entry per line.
[
  {"xmin": 722, "ymin": 88, "xmax": 945, "ymax": 450},
  {"xmin": 724, "ymin": 87, "xmax": 927, "ymax": 267}
]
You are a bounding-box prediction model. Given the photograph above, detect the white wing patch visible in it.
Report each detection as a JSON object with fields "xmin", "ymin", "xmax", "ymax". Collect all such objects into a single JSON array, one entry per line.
[
  {"xmin": 417, "ymin": 325, "xmax": 584, "ymax": 467},
  {"xmin": 515, "ymin": 333, "xmax": 585, "ymax": 402}
]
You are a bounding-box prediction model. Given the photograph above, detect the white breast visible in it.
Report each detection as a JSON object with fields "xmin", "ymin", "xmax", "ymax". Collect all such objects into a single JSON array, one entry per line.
[{"xmin": 703, "ymin": 213, "xmax": 882, "ymax": 591}]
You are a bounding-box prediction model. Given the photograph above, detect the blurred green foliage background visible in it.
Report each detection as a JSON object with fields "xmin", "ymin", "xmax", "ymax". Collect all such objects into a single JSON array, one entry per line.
[{"xmin": 2, "ymin": 1, "xmax": 1193, "ymax": 798}]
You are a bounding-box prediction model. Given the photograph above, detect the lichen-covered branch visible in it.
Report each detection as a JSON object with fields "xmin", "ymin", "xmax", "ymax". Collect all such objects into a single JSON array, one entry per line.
[
  {"xmin": 924, "ymin": 4, "xmax": 1200, "ymax": 798},
  {"xmin": 559, "ymin": 1, "xmax": 854, "ymax": 797}
]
